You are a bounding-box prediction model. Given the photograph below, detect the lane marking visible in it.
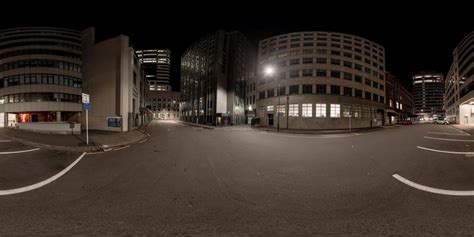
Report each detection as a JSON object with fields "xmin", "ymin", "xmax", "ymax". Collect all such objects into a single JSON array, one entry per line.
[
  {"xmin": 138, "ymin": 139, "xmax": 148, "ymax": 144},
  {"xmin": 424, "ymin": 136, "xmax": 474, "ymax": 142},
  {"xmin": 0, "ymin": 148, "xmax": 40, "ymax": 155},
  {"xmin": 0, "ymin": 152, "xmax": 87, "ymax": 196},
  {"xmin": 427, "ymin": 131, "xmax": 470, "ymax": 136},
  {"xmin": 86, "ymin": 151, "xmax": 105, "ymax": 155},
  {"xmin": 260, "ymin": 131, "xmax": 359, "ymax": 139},
  {"xmin": 417, "ymin": 146, "xmax": 474, "ymax": 155},
  {"xmin": 0, "ymin": 140, "xmax": 12, "ymax": 143},
  {"xmin": 393, "ymin": 174, "xmax": 474, "ymax": 196},
  {"xmin": 113, "ymin": 145, "xmax": 130, "ymax": 151}
]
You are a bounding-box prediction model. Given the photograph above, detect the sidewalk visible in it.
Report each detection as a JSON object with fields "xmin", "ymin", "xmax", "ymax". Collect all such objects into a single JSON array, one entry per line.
[
  {"xmin": 0, "ymin": 127, "xmax": 147, "ymax": 152},
  {"xmin": 255, "ymin": 126, "xmax": 386, "ymax": 134},
  {"xmin": 450, "ymin": 124, "xmax": 474, "ymax": 135}
]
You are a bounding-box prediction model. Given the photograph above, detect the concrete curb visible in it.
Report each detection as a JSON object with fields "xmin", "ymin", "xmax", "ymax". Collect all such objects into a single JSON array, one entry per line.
[
  {"xmin": 449, "ymin": 125, "xmax": 472, "ymax": 135},
  {"xmin": 2, "ymin": 129, "xmax": 149, "ymax": 153}
]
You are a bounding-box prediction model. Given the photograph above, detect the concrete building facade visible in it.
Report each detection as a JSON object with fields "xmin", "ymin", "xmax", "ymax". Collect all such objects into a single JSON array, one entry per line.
[
  {"xmin": 257, "ymin": 31, "xmax": 386, "ymax": 129},
  {"xmin": 180, "ymin": 30, "xmax": 255, "ymax": 126},
  {"xmin": 445, "ymin": 31, "xmax": 473, "ymax": 124},
  {"xmin": 412, "ymin": 72, "xmax": 444, "ymax": 120},
  {"xmin": 0, "ymin": 27, "xmax": 89, "ymax": 132},
  {"xmin": 385, "ymin": 72, "xmax": 414, "ymax": 124},
  {"xmin": 147, "ymin": 91, "xmax": 180, "ymax": 120}
]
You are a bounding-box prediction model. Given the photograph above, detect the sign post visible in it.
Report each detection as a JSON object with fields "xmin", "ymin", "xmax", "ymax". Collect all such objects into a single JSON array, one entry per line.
[{"xmin": 82, "ymin": 93, "xmax": 90, "ymax": 145}]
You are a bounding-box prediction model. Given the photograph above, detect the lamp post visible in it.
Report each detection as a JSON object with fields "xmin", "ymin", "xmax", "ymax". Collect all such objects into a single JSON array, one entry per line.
[{"xmin": 264, "ymin": 65, "xmax": 281, "ymax": 132}]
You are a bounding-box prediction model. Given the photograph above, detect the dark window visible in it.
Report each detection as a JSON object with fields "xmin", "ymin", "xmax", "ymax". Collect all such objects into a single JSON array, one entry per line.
[
  {"xmin": 316, "ymin": 69, "xmax": 327, "ymax": 77},
  {"xmin": 267, "ymin": 89, "xmax": 274, "ymax": 97},
  {"xmin": 302, "ymin": 84, "xmax": 313, "ymax": 94},
  {"xmin": 278, "ymin": 86, "xmax": 286, "ymax": 96},
  {"xmin": 355, "ymin": 75, "xmax": 363, "ymax": 83},
  {"xmin": 316, "ymin": 84, "xmax": 326, "ymax": 94},
  {"xmin": 331, "ymin": 85, "xmax": 340, "ymax": 95},
  {"xmin": 331, "ymin": 59, "xmax": 340, "ymax": 65},
  {"xmin": 355, "ymin": 89, "xmax": 363, "ymax": 98},
  {"xmin": 365, "ymin": 78, "xmax": 371, "ymax": 86},
  {"xmin": 259, "ymin": 91, "xmax": 265, "ymax": 99},
  {"xmin": 373, "ymin": 94, "xmax": 379, "ymax": 102},
  {"xmin": 343, "ymin": 72, "xmax": 352, "ymax": 80},
  {"xmin": 343, "ymin": 87, "xmax": 352, "ymax": 96},
  {"xmin": 330, "ymin": 70, "xmax": 340, "ymax": 78},
  {"xmin": 316, "ymin": 58, "xmax": 327, "ymax": 64},
  {"xmin": 290, "ymin": 70, "xmax": 299, "ymax": 78},
  {"xmin": 290, "ymin": 59, "xmax": 300, "ymax": 65},
  {"xmin": 302, "ymin": 57, "xmax": 313, "ymax": 64},
  {"xmin": 289, "ymin": 85, "xmax": 299, "ymax": 94},
  {"xmin": 365, "ymin": 91, "xmax": 372, "ymax": 100},
  {"xmin": 302, "ymin": 69, "xmax": 313, "ymax": 77}
]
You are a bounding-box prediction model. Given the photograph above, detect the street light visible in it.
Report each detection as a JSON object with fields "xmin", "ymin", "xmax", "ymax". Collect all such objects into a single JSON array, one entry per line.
[{"xmin": 264, "ymin": 65, "xmax": 281, "ymax": 132}]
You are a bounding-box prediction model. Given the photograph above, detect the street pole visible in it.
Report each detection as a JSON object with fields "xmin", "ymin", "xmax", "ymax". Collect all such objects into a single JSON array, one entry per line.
[
  {"xmin": 286, "ymin": 95, "xmax": 289, "ymax": 129},
  {"xmin": 86, "ymin": 109, "xmax": 89, "ymax": 145},
  {"xmin": 349, "ymin": 113, "xmax": 351, "ymax": 132},
  {"xmin": 277, "ymin": 80, "xmax": 280, "ymax": 132}
]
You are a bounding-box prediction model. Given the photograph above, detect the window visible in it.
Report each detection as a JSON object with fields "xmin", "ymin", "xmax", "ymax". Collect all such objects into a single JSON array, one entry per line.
[
  {"xmin": 343, "ymin": 52, "xmax": 352, "ymax": 58},
  {"xmin": 316, "ymin": 49, "xmax": 327, "ymax": 54},
  {"xmin": 365, "ymin": 91, "xmax": 371, "ymax": 100},
  {"xmin": 277, "ymin": 105, "xmax": 285, "ymax": 116},
  {"xmin": 331, "ymin": 50, "xmax": 340, "ymax": 55},
  {"xmin": 303, "ymin": 42, "xmax": 314, "ymax": 47},
  {"xmin": 355, "ymin": 75, "xmax": 362, "ymax": 83},
  {"xmin": 330, "ymin": 59, "xmax": 340, "ymax": 65},
  {"xmin": 363, "ymin": 107, "xmax": 371, "ymax": 118},
  {"xmin": 316, "ymin": 58, "xmax": 327, "ymax": 64},
  {"xmin": 259, "ymin": 91, "xmax": 266, "ymax": 99},
  {"xmin": 303, "ymin": 49, "xmax": 314, "ymax": 54},
  {"xmin": 331, "ymin": 85, "xmax": 340, "ymax": 95},
  {"xmin": 290, "ymin": 59, "xmax": 300, "ymax": 65},
  {"xmin": 342, "ymin": 105, "xmax": 352, "ymax": 117},
  {"xmin": 343, "ymin": 61, "xmax": 352, "ymax": 68},
  {"xmin": 290, "ymin": 70, "xmax": 299, "ymax": 78},
  {"xmin": 355, "ymin": 89, "xmax": 362, "ymax": 98},
  {"xmin": 343, "ymin": 87, "xmax": 352, "ymax": 96},
  {"xmin": 316, "ymin": 104, "xmax": 326, "ymax": 118},
  {"xmin": 302, "ymin": 84, "xmax": 313, "ymax": 94},
  {"xmin": 302, "ymin": 103, "xmax": 312, "ymax": 117},
  {"xmin": 278, "ymin": 86, "xmax": 286, "ymax": 96},
  {"xmin": 330, "ymin": 104, "xmax": 340, "ymax": 118},
  {"xmin": 365, "ymin": 78, "xmax": 371, "ymax": 86},
  {"xmin": 316, "ymin": 69, "xmax": 327, "ymax": 77},
  {"xmin": 380, "ymin": 96, "xmax": 384, "ymax": 103},
  {"xmin": 373, "ymin": 94, "xmax": 379, "ymax": 102},
  {"xmin": 330, "ymin": 70, "xmax": 340, "ymax": 78},
  {"xmin": 289, "ymin": 104, "xmax": 299, "ymax": 117},
  {"xmin": 373, "ymin": 81, "xmax": 379, "ymax": 88},
  {"xmin": 316, "ymin": 84, "xmax": 326, "ymax": 94},
  {"xmin": 353, "ymin": 106, "xmax": 362, "ymax": 118},
  {"xmin": 302, "ymin": 57, "xmax": 313, "ymax": 64},
  {"xmin": 302, "ymin": 69, "xmax": 313, "ymax": 77},
  {"xmin": 290, "ymin": 43, "xmax": 300, "ymax": 48},
  {"xmin": 289, "ymin": 85, "xmax": 299, "ymax": 94},
  {"xmin": 389, "ymin": 99, "xmax": 393, "ymax": 107},
  {"xmin": 380, "ymin": 84, "xmax": 384, "ymax": 90},
  {"xmin": 267, "ymin": 105, "xmax": 274, "ymax": 112},
  {"xmin": 355, "ymin": 64, "xmax": 363, "ymax": 71},
  {"xmin": 317, "ymin": 42, "xmax": 327, "ymax": 47},
  {"xmin": 267, "ymin": 89, "xmax": 274, "ymax": 97},
  {"xmin": 343, "ymin": 72, "xmax": 352, "ymax": 80}
]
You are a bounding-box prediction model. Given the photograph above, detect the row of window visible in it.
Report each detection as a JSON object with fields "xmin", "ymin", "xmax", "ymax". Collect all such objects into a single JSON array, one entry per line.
[
  {"xmin": 1, "ymin": 73, "xmax": 81, "ymax": 88},
  {"xmin": 0, "ymin": 40, "xmax": 81, "ymax": 51},
  {"xmin": 258, "ymin": 84, "xmax": 385, "ymax": 103},
  {"xmin": 0, "ymin": 34, "xmax": 82, "ymax": 44},
  {"xmin": 0, "ymin": 59, "xmax": 81, "ymax": 73},
  {"xmin": 263, "ymin": 103, "xmax": 377, "ymax": 118},
  {"xmin": 1, "ymin": 92, "xmax": 81, "ymax": 104},
  {"xmin": 263, "ymin": 69, "xmax": 385, "ymax": 89},
  {"xmin": 0, "ymin": 48, "xmax": 81, "ymax": 60}
]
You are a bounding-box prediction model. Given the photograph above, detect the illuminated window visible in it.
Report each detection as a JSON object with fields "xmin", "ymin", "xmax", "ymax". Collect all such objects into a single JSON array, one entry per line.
[
  {"xmin": 330, "ymin": 104, "xmax": 340, "ymax": 118},
  {"xmin": 353, "ymin": 106, "xmax": 362, "ymax": 118},
  {"xmin": 342, "ymin": 105, "xmax": 352, "ymax": 117},
  {"xmin": 302, "ymin": 103, "xmax": 312, "ymax": 117},
  {"xmin": 289, "ymin": 104, "xmax": 299, "ymax": 117},
  {"xmin": 266, "ymin": 105, "xmax": 274, "ymax": 112},
  {"xmin": 277, "ymin": 105, "xmax": 286, "ymax": 116},
  {"xmin": 316, "ymin": 103, "xmax": 326, "ymax": 118}
]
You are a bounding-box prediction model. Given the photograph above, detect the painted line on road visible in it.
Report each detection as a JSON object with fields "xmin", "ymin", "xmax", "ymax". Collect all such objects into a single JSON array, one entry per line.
[
  {"xmin": 138, "ymin": 139, "xmax": 148, "ymax": 144},
  {"xmin": 417, "ymin": 146, "xmax": 474, "ymax": 155},
  {"xmin": 113, "ymin": 145, "xmax": 130, "ymax": 151},
  {"xmin": 392, "ymin": 174, "xmax": 474, "ymax": 196},
  {"xmin": 0, "ymin": 148, "xmax": 40, "ymax": 155},
  {"xmin": 0, "ymin": 140, "xmax": 12, "ymax": 143},
  {"xmin": 427, "ymin": 131, "xmax": 470, "ymax": 136},
  {"xmin": 0, "ymin": 152, "xmax": 86, "ymax": 196},
  {"xmin": 86, "ymin": 151, "xmax": 105, "ymax": 155},
  {"xmin": 260, "ymin": 131, "xmax": 359, "ymax": 139},
  {"xmin": 424, "ymin": 136, "xmax": 474, "ymax": 142}
]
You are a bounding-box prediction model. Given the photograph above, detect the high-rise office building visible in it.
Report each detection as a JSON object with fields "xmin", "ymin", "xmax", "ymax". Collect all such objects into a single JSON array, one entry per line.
[
  {"xmin": 412, "ymin": 72, "xmax": 444, "ymax": 120},
  {"xmin": 136, "ymin": 49, "xmax": 171, "ymax": 91},
  {"xmin": 445, "ymin": 31, "xmax": 473, "ymax": 124},
  {"xmin": 180, "ymin": 30, "xmax": 255, "ymax": 126}
]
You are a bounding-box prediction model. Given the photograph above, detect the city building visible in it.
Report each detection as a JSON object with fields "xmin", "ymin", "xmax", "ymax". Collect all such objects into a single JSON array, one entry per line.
[
  {"xmin": 256, "ymin": 31, "xmax": 386, "ymax": 129},
  {"xmin": 412, "ymin": 72, "xmax": 444, "ymax": 120},
  {"xmin": 147, "ymin": 91, "xmax": 180, "ymax": 120},
  {"xmin": 385, "ymin": 72, "xmax": 414, "ymax": 124},
  {"xmin": 445, "ymin": 31, "xmax": 473, "ymax": 124},
  {"xmin": 81, "ymin": 33, "xmax": 148, "ymax": 132},
  {"xmin": 180, "ymin": 30, "xmax": 255, "ymax": 126},
  {"xmin": 0, "ymin": 27, "xmax": 90, "ymax": 133},
  {"xmin": 136, "ymin": 49, "xmax": 171, "ymax": 91}
]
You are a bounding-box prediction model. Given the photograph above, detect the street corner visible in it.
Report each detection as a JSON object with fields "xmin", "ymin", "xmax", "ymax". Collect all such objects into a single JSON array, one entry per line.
[{"xmin": 0, "ymin": 140, "xmax": 85, "ymax": 195}]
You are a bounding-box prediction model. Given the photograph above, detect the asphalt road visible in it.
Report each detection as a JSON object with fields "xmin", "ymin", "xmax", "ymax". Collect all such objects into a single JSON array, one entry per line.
[{"xmin": 0, "ymin": 121, "xmax": 473, "ymax": 235}]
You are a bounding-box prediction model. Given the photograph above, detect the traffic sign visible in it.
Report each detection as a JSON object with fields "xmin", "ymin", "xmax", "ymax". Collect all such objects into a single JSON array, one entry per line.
[
  {"xmin": 83, "ymin": 103, "xmax": 91, "ymax": 110},
  {"xmin": 82, "ymin": 93, "xmax": 90, "ymax": 103}
]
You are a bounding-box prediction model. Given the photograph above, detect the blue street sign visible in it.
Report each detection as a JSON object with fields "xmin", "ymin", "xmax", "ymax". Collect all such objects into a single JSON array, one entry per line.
[{"xmin": 83, "ymin": 103, "xmax": 91, "ymax": 110}]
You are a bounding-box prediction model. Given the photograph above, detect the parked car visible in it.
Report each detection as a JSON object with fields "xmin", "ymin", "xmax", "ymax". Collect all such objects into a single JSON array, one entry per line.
[{"xmin": 434, "ymin": 118, "xmax": 450, "ymax": 125}]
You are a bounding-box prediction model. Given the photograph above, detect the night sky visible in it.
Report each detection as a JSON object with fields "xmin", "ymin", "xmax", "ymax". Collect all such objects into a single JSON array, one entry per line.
[{"xmin": 1, "ymin": 3, "xmax": 472, "ymax": 91}]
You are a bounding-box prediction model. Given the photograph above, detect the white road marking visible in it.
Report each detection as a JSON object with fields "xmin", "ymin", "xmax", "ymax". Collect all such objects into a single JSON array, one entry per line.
[
  {"xmin": 0, "ymin": 152, "xmax": 86, "ymax": 196},
  {"xmin": 260, "ymin": 131, "xmax": 359, "ymax": 139},
  {"xmin": 138, "ymin": 139, "xmax": 148, "ymax": 144},
  {"xmin": 427, "ymin": 131, "xmax": 470, "ymax": 136},
  {"xmin": 86, "ymin": 151, "xmax": 105, "ymax": 155},
  {"xmin": 424, "ymin": 136, "xmax": 474, "ymax": 142},
  {"xmin": 0, "ymin": 140, "xmax": 12, "ymax": 143},
  {"xmin": 113, "ymin": 145, "xmax": 130, "ymax": 151},
  {"xmin": 417, "ymin": 146, "xmax": 474, "ymax": 155},
  {"xmin": 0, "ymin": 148, "xmax": 40, "ymax": 155},
  {"xmin": 392, "ymin": 174, "xmax": 474, "ymax": 196}
]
